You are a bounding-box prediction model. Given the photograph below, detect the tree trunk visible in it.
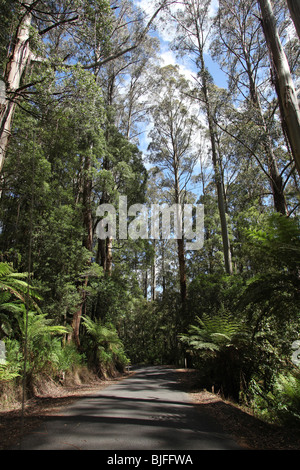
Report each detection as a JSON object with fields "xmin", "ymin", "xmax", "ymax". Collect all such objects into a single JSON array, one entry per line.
[
  {"xmin": 0, "ymin": 1, "xmax": 33, "ymax": 173},
  {"xmin": 151, "ymin": 240, "xmax": 156, "ymax": 301},
  {"xmin": 162, "ymin": 243, "xmax": 166, "ymax": 296},
  {"xmin": 177, "ymin": 238, "xmax": 187, "ymax": 303},
  {"xmin": 243, "ymin": 51, "xmax": 287, "ymax": 214},
  {"xmin": 287, "ymin": 0, "xmax": 300, "ymax": 41},
  {"xmin": 258, "ymin": 0, "xmax": 300, "ymax": 177},
  {"xmin": 105, "ymin": 236, "xmax": 113, "ymax": 276},
  {"xmin": 82, "ymin": 153, "xmax": 93, "ymax": 252},
  {"xmin": 70, "ymin": 152, "xmax": 93, "ymax": 347},
  {"xmin": 70, "ymin": 278, "xmax": 88, "ymax": 349},
  {"xmin": 197, "ymin": 38, "xmax": 233, "ymax": 275},
  {"xmin": 174, "ymin": 163, "xmax": 187, "ymax": 302},
  {"xmin": 144, "ymin": 268, "xmax": 148, "ymax": 298},
  {"xmin": 206, "ymin": 97, "xmax": 233, "ymax": 275}
]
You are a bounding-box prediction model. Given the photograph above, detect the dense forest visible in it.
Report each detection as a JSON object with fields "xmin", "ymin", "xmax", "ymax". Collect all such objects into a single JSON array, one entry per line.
[{"xmin": 0, "ymin": 0, "xmax": 299, "ymax": 427}]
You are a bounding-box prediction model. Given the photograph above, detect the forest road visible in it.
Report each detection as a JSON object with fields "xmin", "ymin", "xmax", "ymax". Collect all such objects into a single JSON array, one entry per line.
[{"xmin": 11, "ymin": 366, "xmax": 243, "ymax": 450}]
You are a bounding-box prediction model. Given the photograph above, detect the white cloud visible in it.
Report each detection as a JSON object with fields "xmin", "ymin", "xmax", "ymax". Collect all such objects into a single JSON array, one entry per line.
[
  {"xmin": 159, "ymin": 47, "xmax": 197, "ymax": 84},
  {"xmin": 135, "ymin": 0, "xmax": 155, "ymax": 16},
  {"xmin": 132, "ymin": 0, "xmax": 214, "ymax": 181},
  {"xmin": 209, "ymin": 0, "xmax": 219, "ymax": 17},
  {"xmin": 135, "ymin": 0, "xmax": 184, "ymax": 42}
]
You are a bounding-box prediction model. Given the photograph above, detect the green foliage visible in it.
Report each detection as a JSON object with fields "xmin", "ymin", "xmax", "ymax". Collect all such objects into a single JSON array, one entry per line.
[
  {"xmin": 240, "ymin": 214, "xmax": 300, "ymax": 349},
  {"xmin": 247, "ymin": 213, "xmax": 300, "ymax": 270},
  {"xmin": 0, "ymin": 0, "xmax": 299, "ymax": 430},
  {"xmin": 179, "ymin": 312, "xmax": 249, "ymax": 353},
  {"xmin": 82, "ymin": 316, "xmax": 129, "ymax": 373},
  {"xmin": 0, "ymin": 337, "xmax": 19, "ymax": 383},
  {"xmin": 0, "ymin": 0, "xmax": 19, "ymax": 70},
  {"xmin": 250, "ymin": 371, "xmax": 300, "ymax": 425},
  {"xmin": 180, "ymin": 213, "xmax": 300, "ymax": 408},
  {"xmin": 0, "ymin": 262, "xmax": 41, "ymax": 306},
  {"xmin": 0, "ymin": 363, "xmax": 20, "ymax": 382},
  {"xmin": 273, "ymin": 372, "xmax": 300, "ymax": 424},
  {"xmin": 16, "ymin": 306, "xmax": 69, "ymax": 378},
  {"xmin": 121, "ymin": 295, "xmax": 181, "ymax": 366},
  {"xmin": 48, "ymin": 340, "xmax": 85, "ymax": 376},
  {"xmin": 0, "ymin": 338, "xmax": 22, "ymax": 382},
  {"xmin": 179, "ymin": 310, "xmax": 252, "ymax": 399}
]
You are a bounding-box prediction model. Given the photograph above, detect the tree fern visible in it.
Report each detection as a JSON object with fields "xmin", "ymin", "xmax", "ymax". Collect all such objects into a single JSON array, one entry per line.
[
  {"xmin": 82, "ymin": 316, "xmax": 120, "ymax": 349},
  {"xmin": 179, "ymin": 311, "xmax": 249, "ymax": 353},
  {"xmin": 247, "ymin": 213, "xmax": 300, "ymax": 270},
  {"xmin": 82, "ymin": 316, "xmax": 129, "ymax": 369},
  {"xmin": 17, "ymin": 307, "xmax": 68, "ymax": 344},
  {"xmin": 0, "ymin": 262, "xmax": 42, "ymax": 308}
]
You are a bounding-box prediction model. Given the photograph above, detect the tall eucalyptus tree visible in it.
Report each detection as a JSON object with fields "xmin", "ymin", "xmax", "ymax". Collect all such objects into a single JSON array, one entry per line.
[
  {"xmin": 212, "ymin": 0, "xmax": 290, "ymax": 214},
  {"xmin": 172, "ymin": 0, "xmax": 233, "ymax": 274},
  {"xmin": 257, "ymin": 0, "xmax": 300, "ymax": 177},
  {"xmin": 148, "ymin": 65, "xmax": 201, "ymax": 302}
]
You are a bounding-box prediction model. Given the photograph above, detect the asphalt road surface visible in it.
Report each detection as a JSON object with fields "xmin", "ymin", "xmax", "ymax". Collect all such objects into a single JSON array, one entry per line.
[{"xmin": 12, "ymin": 366, "xmax": 242, "ymax": 450}]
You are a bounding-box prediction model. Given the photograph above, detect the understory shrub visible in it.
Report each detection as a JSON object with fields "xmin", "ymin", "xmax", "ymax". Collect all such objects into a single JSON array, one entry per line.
[
  {"xmin": 81, "ymin": 316, "xmax": 130, "ymax": 376},
  {"xmin": 250, "ymin": 371, "xmax": 300, "ymax": 425}
]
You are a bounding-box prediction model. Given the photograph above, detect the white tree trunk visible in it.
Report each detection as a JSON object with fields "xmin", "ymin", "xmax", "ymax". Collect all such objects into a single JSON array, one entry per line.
[
  {"xmin": 287, "ymin": 0, "xmax": 300, "ymax": 41},
  {"xmin": 258, "ymin": 0, "xmax": 300, "ymax": 177},
  {"xmin": 0, "ymin": 1, "xmax": 33, "ymax": 173}
]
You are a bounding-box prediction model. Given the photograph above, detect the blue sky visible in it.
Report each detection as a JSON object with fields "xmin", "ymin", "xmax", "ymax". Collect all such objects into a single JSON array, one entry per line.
[
  {"xmin": 134, "ymin": 0, "xmax": 226, "ymax": 81},
  {"xmin": 131, "ymin": 0, "xmax": 227, "ymax": 201}
]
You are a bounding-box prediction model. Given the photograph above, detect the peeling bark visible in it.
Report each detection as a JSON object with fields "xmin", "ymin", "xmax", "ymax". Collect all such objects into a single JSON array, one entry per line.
[{"xmin": 0, "ymin": 0, "xmax": 34, "ymax": 172}]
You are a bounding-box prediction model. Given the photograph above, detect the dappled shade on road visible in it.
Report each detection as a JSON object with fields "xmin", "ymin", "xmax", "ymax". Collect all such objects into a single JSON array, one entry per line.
[{"xmin": 11, "ymin": 367, "xmax": 242, "ymax": 450}]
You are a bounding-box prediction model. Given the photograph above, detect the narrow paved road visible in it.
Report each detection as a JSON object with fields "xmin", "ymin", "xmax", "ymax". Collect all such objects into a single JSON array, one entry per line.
[{"xmin": 12, "ymin": 366, "xmax": 242, "ymax": 450}]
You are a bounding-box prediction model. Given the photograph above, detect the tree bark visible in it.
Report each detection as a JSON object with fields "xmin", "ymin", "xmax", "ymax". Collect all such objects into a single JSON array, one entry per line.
[
  {"xmin": 70, "ymin": 150, "xmax": 93, "ymax": 347},
  {"xmin": 287, "ymin": 0, "xmax": 300, "ymax": 41},
  {"xmin": 82, "ymin": 153, "xmax": 93, "ymax": 252},
  {"xmin": 242, "ymin": 46, "xmax": 287, "ymax": 214},
  {"xmin": 70, "ymin": 278, "xmax": 88, "ymax": 349},
  {"xmin": 0, "ymin": 0, "xmax": 33, "ymax": 173},
  {"xmin": 177, "ymin": 238, "xmax": 187, "ymax": 302},
  {"xmin": 174, "ymin": 159, "xmax": 187, "ymax": 302},
  {"xmin": 151, "ymin": 240, "xmax": 156, "ymax": 301},
  {"xmin": 200, "ymin": 63, "xmax": 233, "ymax": 275},
  {"xmin": 105, "ymin": 236, "xmax": 113, "ymax": 276},
  {"xmin": 258, "ymin": 0, "xmax": 300, "ymax": 177}
]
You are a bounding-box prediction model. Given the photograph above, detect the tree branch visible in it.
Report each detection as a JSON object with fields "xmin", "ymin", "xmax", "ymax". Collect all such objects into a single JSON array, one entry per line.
[{"xmin": 38, "ymin": 16, "xmax": 79, "ymax": 36}]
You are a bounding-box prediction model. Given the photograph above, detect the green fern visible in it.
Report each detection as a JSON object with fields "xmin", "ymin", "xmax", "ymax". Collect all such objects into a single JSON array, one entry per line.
[
  {"xmin": 13, "ymin": 305, "xmax": 69, "ymax": 375},
  {"xmin": 0, "ymin": 363, "xmax": 20, "ymax": 382},
  {"xmin": 179, "ymin": 311, "xmax": 249, "ymax": 354},
  {"xmin": 82, "ymin": 316, "xmax": 129, "ymax": 368},
  {"xmin": 0, "ymin": 262, "xmax": 41, "ymax": 306},
  {"xmin": 274, "ymin": 373, "xmax": 300, "ymax": 420},
  {"xmin": 18, "ymin": 308, "xmax": 67, "ymax": 341},
  {"xmin": 82, "ymin": 316, "xmax": 120, "ymax": 349},
  {"xmin": 247, "ymin": 213, "xmax": 300, "ymax": 270},
  {"xmin": 251, "ymin": 372, "xmax": 300, "ymax": 424}
]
